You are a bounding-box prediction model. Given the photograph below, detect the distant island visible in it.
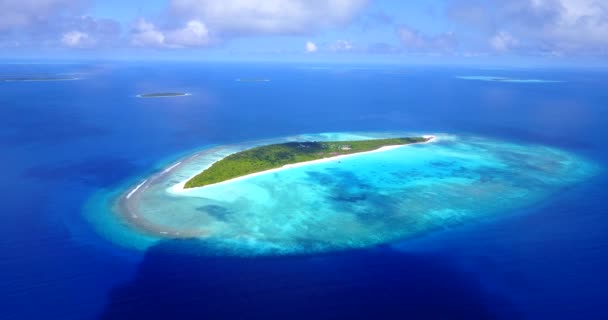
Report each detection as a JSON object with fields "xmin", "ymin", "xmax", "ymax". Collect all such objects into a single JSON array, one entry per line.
[
  {"xmin": 184, "ymin": 136, "xmax": 432, "ymax": 189},
  {"xmin": 456, "ymin": 76, "xmax": 561, "ymax": 83},
  {"xmin": 137, "ymin": 92, "xmax": 190, "ymax": 98},
  {"xmin": 2, "ymin": 77, "xmax": 79, "ymax": 82},
  {"xmin": 236, "ymin": 78, "xmax": 271, "ymax": 82}
]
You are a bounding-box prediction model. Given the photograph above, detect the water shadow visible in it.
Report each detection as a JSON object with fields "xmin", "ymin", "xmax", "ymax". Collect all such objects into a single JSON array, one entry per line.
[{"xmin": 100, "ymin": 240, "xmax": 517, "ymax": 319}]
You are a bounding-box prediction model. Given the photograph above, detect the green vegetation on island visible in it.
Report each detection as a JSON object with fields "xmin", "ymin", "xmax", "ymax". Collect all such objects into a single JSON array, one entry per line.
[
  {"xmin": 138, "ymin": 92, "xmax": 189, "ymax": 98},
  {"xmin": 184, "ymin": 136, "xmax": 430, "ymax": 188}
]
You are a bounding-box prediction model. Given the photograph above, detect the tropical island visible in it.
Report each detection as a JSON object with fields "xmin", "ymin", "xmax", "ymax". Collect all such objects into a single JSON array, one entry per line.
[
  {"xmin": 137, "ymin": 92, "xmax": 190, "ymax": 98},
  {"xmin": 2, "ymin": 77, "xmax": 79, "ymax": 82},
  {"xmin": 236, "ymin": 78, "xmax": 271, "ymax": 82},
  {"xmin": 183, "ymin": 136, "xmax": 431, "ymax": 189},
  {"xmin": 456, "ymin": 76, "xmax": 560, "ymax": 83}
]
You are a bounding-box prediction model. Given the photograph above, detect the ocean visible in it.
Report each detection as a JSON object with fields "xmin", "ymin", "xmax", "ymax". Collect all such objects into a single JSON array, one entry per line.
[{"xmin": 1, "ymin": 62, "xmax": 607, "ymax": 319}]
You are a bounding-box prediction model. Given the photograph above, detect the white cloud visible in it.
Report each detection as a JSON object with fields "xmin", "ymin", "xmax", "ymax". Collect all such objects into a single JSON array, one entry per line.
[
  {"xmin": 543, "ymin": 0, "xmax": 608, "ymax": 52},
  {"xmin": 397, "ymin": 25, "xmax": 457, "ymax": 52},
  {"xmin": 168, "ymin": 0, "xmax": 368, "ymax": 35},
  {"xmin": 331, "ymin": 40, "xmax": 353, "ymax": 51},
  {"xmin": 0, "ymin": 0, "xmax": 85, "ymax": 32},
  {"xmin": 166, "ymin": 20, "xmax": 210, "ymax": 47},
  {"xmin": 490, "ymin": 31, "xmax": 518, "ymax": 52},
  {"xmin": 449, "ymin": 0, "xmax": 608, "ymax": 55},
  {"xmin": 306, "ymin": 41, "xmax": 318, "ymax": 53},
  {"xmin": 61, "ymin": 30, "xmax": 93, "ymax": 48},
  {"xmin": 131, "ymin": 19, "xmax": 165, "ymax": 47},
  {"xmin": 129, "ymin": 0, "xmax": 369, "ymax": 49},
  {"xmin": 131, "ymin": 19, "xmax": 211, "ymax": 48},
  {"xmin": 0, "ymin": 0, "xmax": 121, "ymax": 49}
]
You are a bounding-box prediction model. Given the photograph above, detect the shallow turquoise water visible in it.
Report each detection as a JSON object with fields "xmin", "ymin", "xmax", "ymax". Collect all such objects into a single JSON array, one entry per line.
[{"xmin": 88, "ymin": 132, "xmax": 597, "ymax": 256}]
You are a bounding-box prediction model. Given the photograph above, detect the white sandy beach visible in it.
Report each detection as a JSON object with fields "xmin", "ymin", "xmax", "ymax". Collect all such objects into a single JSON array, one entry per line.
[
  {"xmin": 127, "ymin": 179, "xmax": 148, "ymax": 199},
  {"xmin": 169, "ymin": 135, "xmax": 436, "ymax": 194}
]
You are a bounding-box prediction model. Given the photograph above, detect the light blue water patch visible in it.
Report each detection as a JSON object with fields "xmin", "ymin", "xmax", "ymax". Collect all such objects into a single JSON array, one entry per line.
[
  {"xmin": 457, "ymin": 76, "xmax": 562, "ymax": 83},
  {"xmin": 88, "ymin": 133, "xmax": 598, "ymax": 256}
]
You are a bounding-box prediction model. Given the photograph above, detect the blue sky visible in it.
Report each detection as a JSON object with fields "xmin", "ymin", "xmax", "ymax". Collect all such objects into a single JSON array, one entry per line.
[{"xmin": 1, "ymin": 0, "xmax": 607, "ymax": 65}]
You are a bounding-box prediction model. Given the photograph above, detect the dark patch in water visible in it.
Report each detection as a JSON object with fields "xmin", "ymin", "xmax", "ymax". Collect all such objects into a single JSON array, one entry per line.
[
  {"xmin": 306, "ymin": 169, "xmax": 374, "ymax": 205},
  {"xmin": 305, "ymin": 170, "xmax": 336, "ymax": 185},
  {"xmin": 304, "ymin": 168, "xmax": 415, "ymax": 224},
  {"xmin": 100, "ymin": 240, "xmax": 518, "ymax": 319},
  {"xmin": 331, "ymin": 194, "xmax": 368, "ymax": 203},
  {"xmin": 196, "ymin": 205, "xmax": 232, "ymax": 222},
  {"xmin": 429, "ymin": 160, "xmax": 456, "ymax": 168}
]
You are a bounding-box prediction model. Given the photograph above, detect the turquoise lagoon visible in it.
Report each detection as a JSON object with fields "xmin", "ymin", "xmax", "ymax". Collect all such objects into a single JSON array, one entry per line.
[{"xmin": 88, "ymin": 132, "xmax": 598, "ymax": 256}]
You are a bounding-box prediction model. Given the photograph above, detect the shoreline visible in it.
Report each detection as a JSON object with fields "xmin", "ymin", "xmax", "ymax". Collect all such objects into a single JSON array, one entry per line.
[
  {"xmin": 101, "ymin": 134, "xmax": 600, "ymax": 248},
  {"xmin": 169, "ymin": 135, "xmax": 437, "ymax": 193}
]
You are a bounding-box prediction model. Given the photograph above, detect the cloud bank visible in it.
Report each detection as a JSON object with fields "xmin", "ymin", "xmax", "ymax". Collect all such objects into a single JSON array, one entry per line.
[
  {"xmin": 128, "ymin": 0, "xmax": 369, "ymax": 49},
  {"xmin": 449, "ymin": 0, "xmax": 608, "ymax": 55},
  {"xmin": 131, "ymin": 19, "xmax": 210, "ymax": 48},
  {"xmin": 396, "ymin": 25, "xmax": 457, "ymax": 53},
  {"xmin": 167, "ymin": 0, "xmax": 369, "ymax": 35},
  {"xmin": 0, "ymin": 0, "xmax": 85, "ymax": 32},
  {"xmin": 0, "ymin": 0, "xmax": 120, "ymax": 49},
  {"xmin": 1, "ymin": 0, "xmax": 606, "ymax": 59}
]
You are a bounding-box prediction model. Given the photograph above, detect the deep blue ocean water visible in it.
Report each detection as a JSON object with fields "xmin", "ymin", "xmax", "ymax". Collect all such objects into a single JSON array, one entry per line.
[{"xmin": 1, "ymin": 62, "xmax": 607, "ymax": 319}]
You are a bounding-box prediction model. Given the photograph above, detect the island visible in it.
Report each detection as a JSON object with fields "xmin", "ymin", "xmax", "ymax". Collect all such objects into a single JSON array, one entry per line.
[
  {"xmin": 137, "ymin": 92, "xmax": 190, "ymax": 98},
  {"xmin": 184, "ymin": 136, "xmax": 431, "ymax": 188},
  {"xmin": 236, "ymin": 78, "xmax": 271, "ymax": 82},
  {"xmin": 2, "ymin": 77, "xmax": 79, "ymax": 82},
  {"xmin": 96, "ymin": 132, "xmax": 597, "ymax": 255},
  {"xmin": 456, "ymin": 76, "xmax": 561, "ymax": 83}
]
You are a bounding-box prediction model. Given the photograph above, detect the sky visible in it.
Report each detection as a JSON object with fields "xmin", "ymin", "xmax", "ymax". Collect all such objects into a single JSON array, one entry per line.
[{"xmin": 1, "ymin": 0, "xmax": 608, "ymax": 65}]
